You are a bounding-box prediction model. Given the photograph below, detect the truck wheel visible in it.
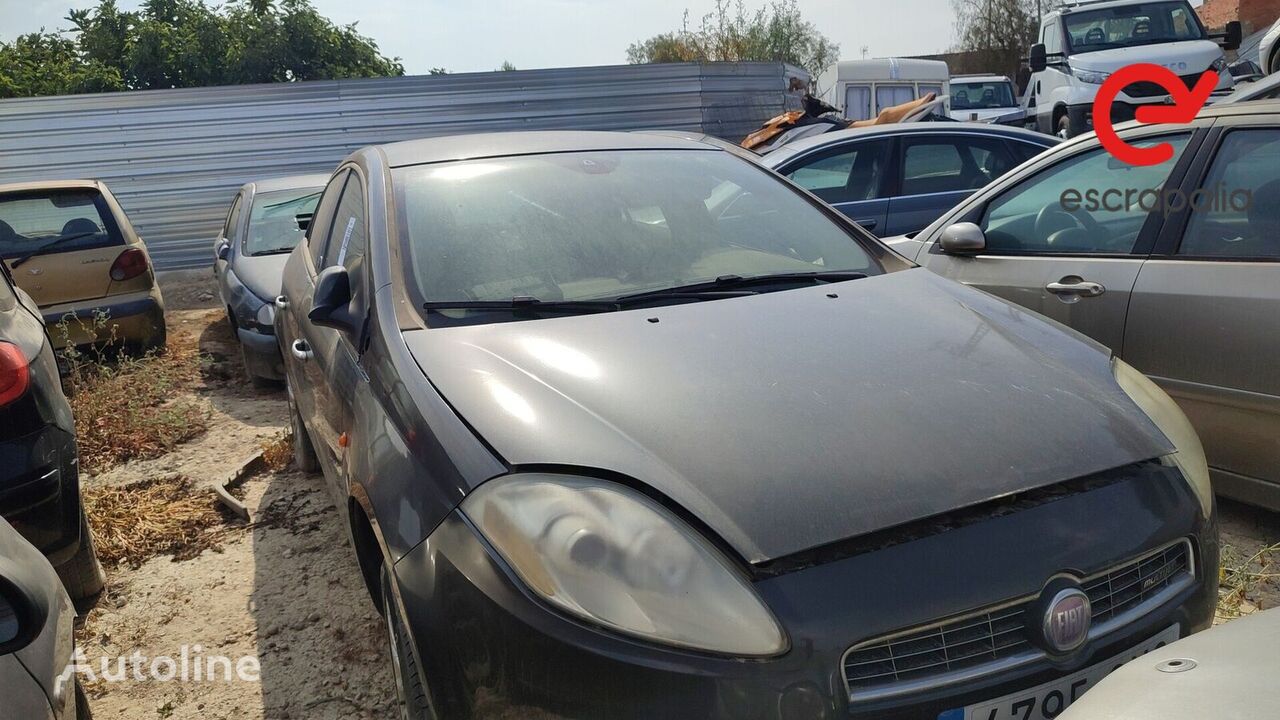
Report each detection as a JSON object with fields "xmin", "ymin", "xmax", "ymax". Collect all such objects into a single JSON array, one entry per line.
[
  {"xmin": 1056, "ymin": 114, "xmax": 1074, "ymax": 139},
  {"xmin": 288, "ymin": 383, "xmax": 320, "ymax": 474},
  {"xmin": 57, "ymin": 509, "xmax": 106, "ymax": 604}
]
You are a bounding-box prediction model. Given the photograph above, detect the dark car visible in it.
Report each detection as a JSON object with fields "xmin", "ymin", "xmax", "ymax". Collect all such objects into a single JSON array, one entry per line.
[
  {"xmin": 762, "ymin": 123, "xmax": 1056, "ymax": 237},
  {"xmin": 277, "ymin": 131, "xmax": 1217, "ymax": 720},
  {"xmin": 214, "ymin": 175, "xmax": 327, "ymax": 386},
  {"xmin": 0, "ymin": 263, "xmax": 104, "ymax": 604},
  {"xmin": 1, "ymin": 515, "xmax": 91, "ymax": 719}
]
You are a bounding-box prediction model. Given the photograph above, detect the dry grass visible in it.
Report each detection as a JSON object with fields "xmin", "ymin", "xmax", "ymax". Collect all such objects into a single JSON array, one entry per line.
[
  {"xmin": 64, "ymin": 331, "xmax": 209, "ymax": 472},
  {"xmin": 261, "ymin": 432, "xmax": 294, "ymax": 472},
  {"xmin": 82, "ymin": 475, "xmax": 226, "ymax": 567},
  {"xmin": 1217, "ymin": 541, "xmax": 1280, "ymax": 620}
]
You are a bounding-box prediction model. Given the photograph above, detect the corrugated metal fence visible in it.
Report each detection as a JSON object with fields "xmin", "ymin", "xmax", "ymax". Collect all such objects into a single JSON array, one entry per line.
[{"xmin": 0, "ymin": 62, "xmax": 804, "ymax": 271}]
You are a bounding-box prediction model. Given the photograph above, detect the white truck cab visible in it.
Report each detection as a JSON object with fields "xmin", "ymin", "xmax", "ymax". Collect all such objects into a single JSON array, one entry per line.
[
  {"xmin": 949, "ymin": 74, "xmax": 1026, "ymax": 125},
  {"xmin": 1027, "ymin": 0, "xmax": 1241, "ymax": 138},
  {"xmin": 816, "ymin": 58, "xmax": 950, "ymax": 122}
]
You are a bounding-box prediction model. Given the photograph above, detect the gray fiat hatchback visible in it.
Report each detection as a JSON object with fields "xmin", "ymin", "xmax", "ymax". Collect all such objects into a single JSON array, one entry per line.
[{"xmin": 276, "ymin": 131, "xmax": 1218, "ymax": 720}]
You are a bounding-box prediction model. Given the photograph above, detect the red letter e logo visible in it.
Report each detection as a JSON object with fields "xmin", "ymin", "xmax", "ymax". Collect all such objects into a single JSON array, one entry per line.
[{"xmin": 1093, "ymin": 64, "xmax": 1217, "ymax": 167}]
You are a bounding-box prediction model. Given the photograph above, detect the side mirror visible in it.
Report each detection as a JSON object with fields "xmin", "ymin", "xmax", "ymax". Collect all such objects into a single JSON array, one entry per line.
[
  {"xmin": 308, "ymin": 266, "xmax": 360, "ymax": 335},
  {"xmin": 939, "ymin": 222, "xmax": 987, "ymax": 254},
  {"xmin": 1029, "ymin": 44, "xmax": 1048, "ymax": 73},
  {"xmin": 1223, "ymin": 21, "xmax": 1242, "ymax": 51},
  {"xmin": 216, "ymin": 241, "xmax": 231, "ymax": 262},
  {"xmin": 295, "ymin": 213, "xmax": 313, "ymax": 233}
]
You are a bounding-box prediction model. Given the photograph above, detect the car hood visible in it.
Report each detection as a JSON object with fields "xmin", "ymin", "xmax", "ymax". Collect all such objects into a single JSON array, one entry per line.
[
  {"xmin": 1071, "ymin": 40, "xmax": 1225, "ymax": 78},
  {"xmin": 404, "ymin": 269, "xmax": 1172, "ymax": 564},
  {"xmin": 232, "ymin": 253, "xmax": 290, "ymax": 300}
]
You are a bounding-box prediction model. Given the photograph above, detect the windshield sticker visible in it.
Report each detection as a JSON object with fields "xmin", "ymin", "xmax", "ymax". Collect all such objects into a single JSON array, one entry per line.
[{"xmin": 336, "ymin": 217, "xmax": 356, "ymax": 265}]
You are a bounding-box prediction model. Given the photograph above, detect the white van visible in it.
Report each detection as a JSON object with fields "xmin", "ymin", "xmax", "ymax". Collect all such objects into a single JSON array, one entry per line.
[
  {"xmin": 1027, "ymin": 0, "xmax": 1241, "ymax": 138},
  {"xmin": 949, "ymin": 74, "xmax": 1026, "ymax": 125},
  {"xmin": 816, "ymin": 58, "xmax": 950, "ymax": 122}
]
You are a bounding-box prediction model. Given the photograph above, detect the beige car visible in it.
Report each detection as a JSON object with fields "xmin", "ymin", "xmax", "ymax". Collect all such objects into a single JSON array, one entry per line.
[{"xmin": 0, "ymin": 180, "xmax": 165, "ymax": 353}]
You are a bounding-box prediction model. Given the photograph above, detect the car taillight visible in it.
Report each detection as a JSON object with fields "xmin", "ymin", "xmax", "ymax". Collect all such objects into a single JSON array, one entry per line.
[
  {"xmin": 110, "ymin": 248, "xmax": 149, "ymax": 281},
  {"xmin": 0, "ymin": 342, "xmax": 30, "ymax": 407}
]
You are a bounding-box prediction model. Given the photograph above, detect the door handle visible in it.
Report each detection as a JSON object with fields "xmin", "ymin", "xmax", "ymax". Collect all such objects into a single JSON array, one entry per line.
[
  {"xmin": 1046, "ymin": 279, "xmax": 1105, "ymax": 298},
  {"xmin": 855, "ymin": 218, "xmax": 878, "ymax": 231},
  {"xmin": 275, "ymin": 295, "xmax": 289, "ymax": 310},
  {"xmin": 291, "ymin": 339, "xmax": 313, "ymax": 361}
]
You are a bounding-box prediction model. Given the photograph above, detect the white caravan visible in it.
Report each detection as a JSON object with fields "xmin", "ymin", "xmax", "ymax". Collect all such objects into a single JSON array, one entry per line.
[
  {"xmin": 1027, "ymin": 0, "xmax": 1241, "ymax": 138},
  {"xmin": 816, "ymin": 58, "xmax": 950, "ymax": 122}
]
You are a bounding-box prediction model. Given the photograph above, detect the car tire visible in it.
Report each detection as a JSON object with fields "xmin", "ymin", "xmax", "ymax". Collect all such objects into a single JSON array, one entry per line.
[
  {"xmin": 75, "ymin": 677, "xmax": 93, "ymax": 719},
  {"xmin": 57, "ymin": 509, "xmax": 106, "ymax": 604},
  {"xmin": 288, "ymin": 382, "xmax": 320, "ymax": 474},
  {"xmin": 1056, "ymin": 113, "xmax": 1074, "ymax": 140},
  {"xmin": 382, "ymin": 565, "xmax": 434, "ymax": 720},
  {"xmin": 241, "ymin": 343, "xmax": 275, "ymax": 390}
]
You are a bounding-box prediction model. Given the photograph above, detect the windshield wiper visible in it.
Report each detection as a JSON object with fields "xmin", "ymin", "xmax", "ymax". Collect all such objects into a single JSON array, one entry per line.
[
  {"xmin": 616, "ymin": 270, "xmax": 868, "ymax": 304},
  {"xmin": 250, "ymin": 247, "xmax": 296, "ymax": 256},
  {"xmin": 11, "ymin": 232, "xmax": 98, "ymax": 268}
]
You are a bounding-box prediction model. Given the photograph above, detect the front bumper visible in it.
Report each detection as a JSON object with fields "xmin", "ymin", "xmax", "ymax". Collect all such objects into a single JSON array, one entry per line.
[
  {"xmin": 392, "ymin": 464, "xmax": 1217, "ymax": 720},
  {"xmin": 41, "ymin": 287, "xmax": 166, "ymax": 352},
  {"xmin": 1066, "ymin": 87, "xmax": 1236, "ymax": 134},
  {"xmin": 0, "ymin": 424, "xmax": 81, "ymax": 567},
  {"xmin": 237, "ymin": 327, "xmax": 285, "ymax": 381}
]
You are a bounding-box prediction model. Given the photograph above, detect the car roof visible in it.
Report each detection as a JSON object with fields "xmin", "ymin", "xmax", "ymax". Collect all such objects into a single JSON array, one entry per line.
[
  {"xmin": 249, "ymin": 173, "xmax": 333, "ymax": 194},
  {"xmin": 765, "ymin": 122, "xmax": 1054, "ymax": 159},
  {"xmin": 1051, "ymin": 0, "xmax": 1149, "ymax": 16},
  {"xmin": 0, "ymin": 179, "xmax": 103, "ymax": 195},
  {"xmin": 1191, "ymin": 97, "xmax": 1280, "ymax": 119},
  {"xmin": 377, "ymin": 130, "xmax": 714, "ymax": 169},
  {"xmin": 1218, "ymin": 74, "xmax": 1280, "ymax": 104},
  {"xmin": 952, "ymin": 75, "xmax": 1012, "ymax": 83}
]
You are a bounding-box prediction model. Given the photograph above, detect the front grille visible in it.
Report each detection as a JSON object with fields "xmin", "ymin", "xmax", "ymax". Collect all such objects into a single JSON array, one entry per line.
[
  {"xmin": 843, "ymin": 539, "xmax": 1194, "ymax": 701},
  {"xmin": 1124, "ymin": 72, "xmax": 1206, "ymax": 98}
]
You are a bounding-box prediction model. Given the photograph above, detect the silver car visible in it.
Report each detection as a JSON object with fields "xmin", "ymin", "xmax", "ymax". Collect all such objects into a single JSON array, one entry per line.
[
  {"xmin": 889, "ymin": 100, "xmax": 1280, "ymax": 510},
  {"xmin": 0, "ymin": 516, "xmax": 88, "ymax": 719}
]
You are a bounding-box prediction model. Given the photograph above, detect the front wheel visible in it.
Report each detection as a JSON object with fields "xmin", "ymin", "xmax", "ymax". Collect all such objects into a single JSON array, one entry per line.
[
  {"xmin": 382, "ymin": 566, "xmax": 435, "ymax": 720},
  {"xmin": 1056, "ymin": 113, "xmax": 1074, "ymax": 139},
  {"xmin": 287, "ymin": 383, "xmax": 319, "ymax": 474}
]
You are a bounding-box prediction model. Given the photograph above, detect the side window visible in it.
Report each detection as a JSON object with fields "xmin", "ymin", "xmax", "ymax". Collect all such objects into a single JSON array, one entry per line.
[
  {"xmin": 222, "ymin": 195, "xmax": 242, "ymax": 241},
  {"xmin": 786, "ymin": 140, "xmax": 891, "ymax": 204},
  {"xmin": 1010, "ymin": 141, "xmax": 1048, "ymax": 164},
  {"xmin": 307, "ymin": 170, "xmax": 349, "ymax": 269},
  {"xmin": 1045, "ymin": 21, "xmax": 1062, "ymax": 54},
  {"xmin": 1179, "ymin": 130, "xmax": 1280, "ymax": 259},
  {"xmin": 901, "ymin": 137, "xmax": 1015, "ymax": 196},
  {"xmin": 876, "ymin": 85, "xmax": 915, "ymax": 114},
  {"xmin": 978, "ymin": 134, "xmax": 1191, "ymax": 254},
  {"xmin": 844, "ymin": 85, "xmax": 872, "ymax": 121},
  {"xmin": 324, "ymin": 173, "xmax": 367, "ymax": 274}
]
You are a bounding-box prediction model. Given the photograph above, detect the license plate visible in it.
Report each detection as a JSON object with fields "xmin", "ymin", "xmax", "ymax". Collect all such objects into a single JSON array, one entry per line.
[{"xmin": 940, "ymin": 624, "xmax": 1180, "ymax": 720}]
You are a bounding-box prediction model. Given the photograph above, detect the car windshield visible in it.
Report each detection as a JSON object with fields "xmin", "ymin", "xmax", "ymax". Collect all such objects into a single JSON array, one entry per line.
[
  {"xmin": 394, "ymin": 149, "xmax": 884, "ymax": 315},
  {"xmin": 1064, "ymin": 1, "xmax": 1203, "ymax": 53},
  {"xmin": 245, "ymin": 188, "xmax": 322, "ymax": 255},
  {"xmin": 0, "ymin": 190, "xmax": 122, "ymax": 259},
  {"xmin": 952, "ymin": 81, "xmax": 1016, "ymax": 110}
]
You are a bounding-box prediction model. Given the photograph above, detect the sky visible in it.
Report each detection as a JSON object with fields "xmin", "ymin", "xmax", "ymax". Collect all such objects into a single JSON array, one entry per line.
[{"xmin": 0, "ymin": 0, "xmax": 961, "ymax": 74}]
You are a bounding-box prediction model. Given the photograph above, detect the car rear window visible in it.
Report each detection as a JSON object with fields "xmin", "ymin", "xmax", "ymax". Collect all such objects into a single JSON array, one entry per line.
[{"xmin": 0, "ymin": 189, "xmax": 125, "ymax": 259}]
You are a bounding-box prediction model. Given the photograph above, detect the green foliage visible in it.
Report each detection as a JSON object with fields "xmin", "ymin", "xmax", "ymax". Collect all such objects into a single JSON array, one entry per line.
[
  {"xmin": 0, "ymin": 0, "xmax": 403, "ymax": 99},
  {"xmin": 951, "ymin": 0, "xmax": 1039, "ymax": 77},
  {"xmin": 498, "ymin": 60, "xmax": 518, "ymax": 71},
  {"xmin": 627, "ymin": 0, "xmax": 839, "ymax": 78}
]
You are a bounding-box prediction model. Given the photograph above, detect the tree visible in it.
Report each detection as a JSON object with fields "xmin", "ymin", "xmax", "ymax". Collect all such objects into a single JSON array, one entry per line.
[
  {"xmin": 498, "ymin": 60, "xmax": 518, "ymax": 71},
  {"xmin": 0, "ymin": 0, "xmax": 403, "ymax": 99},
  {"xmin": 627, "ymin": 0, "xmax": 839, "ymax": 78},
  {"xmin": 951, "ymin": 0, "xmax": 1040, "ymax": 79}
]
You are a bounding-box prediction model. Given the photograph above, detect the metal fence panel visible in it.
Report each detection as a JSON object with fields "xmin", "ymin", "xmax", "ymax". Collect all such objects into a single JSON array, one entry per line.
[{"xmin": 0, "ymin": 63, "xmax": 804, "ymax": 270}]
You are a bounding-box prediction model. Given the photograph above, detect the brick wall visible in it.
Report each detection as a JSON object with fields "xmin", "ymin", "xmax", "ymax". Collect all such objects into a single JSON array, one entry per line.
[{"xmin": 1198, "ymin": 0, "xmax": 1280, "ymax": 33}]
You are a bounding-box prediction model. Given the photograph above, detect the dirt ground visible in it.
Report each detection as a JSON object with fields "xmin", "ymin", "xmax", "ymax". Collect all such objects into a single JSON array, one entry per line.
[{"xmin": 71, "ymin": 273, "xmax": 1278, "ymax": 719}]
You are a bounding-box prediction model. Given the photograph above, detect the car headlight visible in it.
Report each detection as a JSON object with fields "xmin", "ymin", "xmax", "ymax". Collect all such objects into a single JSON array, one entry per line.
[
  {"xmin": 1113, "ymin": 359, "xmax": 1212, "ymax": 516},
  {"xmin": 462, "ymin": 474, "xmax": 787, "ymax": 656},
  {"xmin": 1072, "ymin": 67, "xmax": 1110, "ymax": 85},
  {"xmin": 254, "ymin": 303, "xmax": 275, "ymax": 332}
]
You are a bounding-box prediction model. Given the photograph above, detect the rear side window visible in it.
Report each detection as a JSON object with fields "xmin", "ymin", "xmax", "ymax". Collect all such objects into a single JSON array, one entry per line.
[
  {"xmin": 1179, "ymin": 130, "xmax": 1280, "ymax": 259},
  {"xmin": 901, "ymin": 137, "xmax": 1016, "ymax": 196},
  {"xmin": 0, "ymin": 190, "xmax": 124, "ymax": 259},
  {"xmin": 786, "ymin": 140, "xmax": 891, "ymax": 205}
]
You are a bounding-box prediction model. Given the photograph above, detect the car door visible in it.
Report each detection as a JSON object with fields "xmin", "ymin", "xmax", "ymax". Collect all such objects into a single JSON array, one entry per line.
[
  {"xmin": 916, "ymin": 131, "xmax": 1198, "ymax": 352},
  {"xmin": 1123, "ymin": 124, "xmax": 1280, "ymax": 502},
  {"xmin": 280, "ymin": 170, "xmax": 348, "ymax": 445},
  {"xmin": 307, "ymin": 169, "xmax": 370, "ymax": 488},
  {"xmin": 884, "ymin": 134, "xmax": 1022, "ymax": 237},
  {"xmin": 778, "ymin": 138, "xmax": 892, "ymax": 234}
]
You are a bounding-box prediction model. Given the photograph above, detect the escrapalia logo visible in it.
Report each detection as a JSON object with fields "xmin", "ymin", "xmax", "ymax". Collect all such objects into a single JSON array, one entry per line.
[{"xmin": 1092, "ymin": 63, "xmax": 1218, "ymax": 167}]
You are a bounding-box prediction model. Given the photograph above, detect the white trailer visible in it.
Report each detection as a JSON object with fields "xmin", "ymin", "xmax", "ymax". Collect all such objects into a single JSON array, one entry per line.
[{"xmin": 816, "ymin": 58, "xmax": 951, "ymax": 122}]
